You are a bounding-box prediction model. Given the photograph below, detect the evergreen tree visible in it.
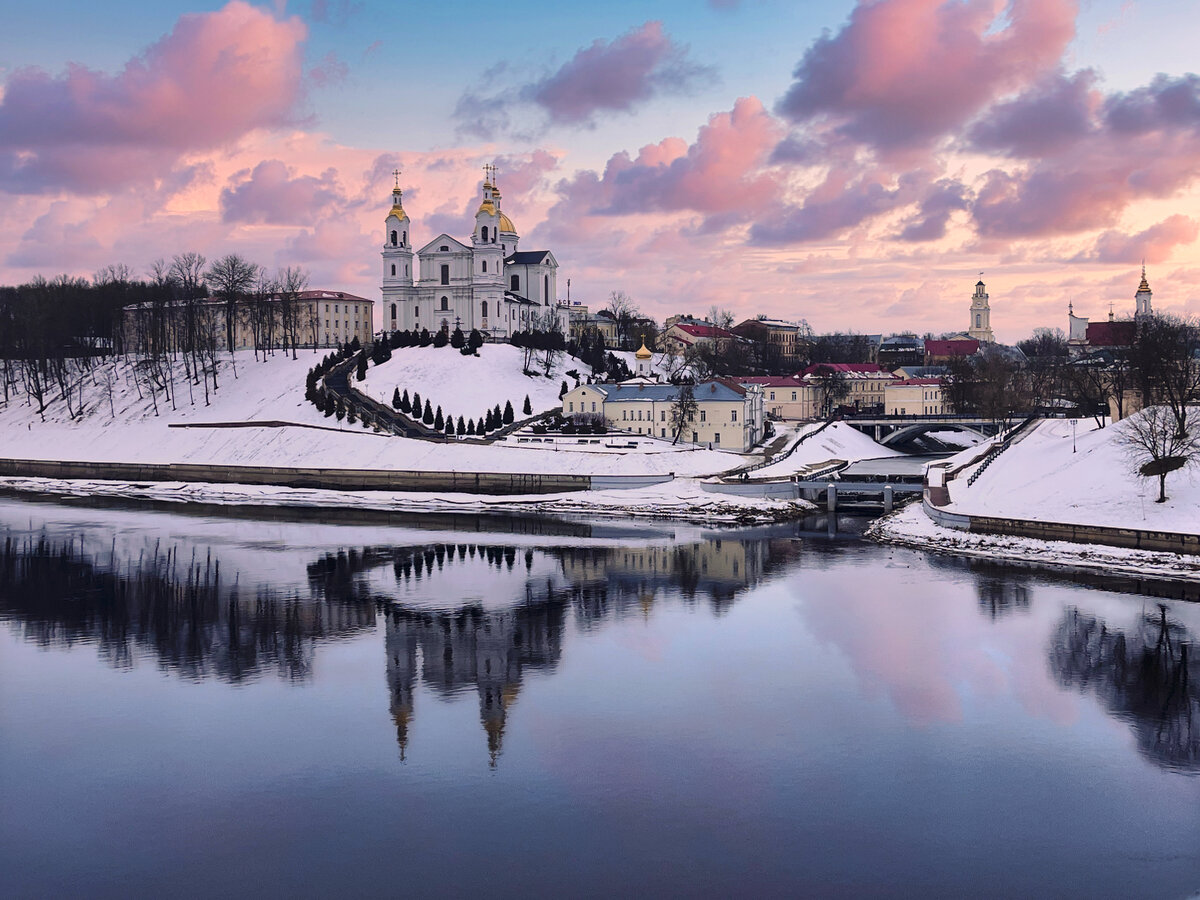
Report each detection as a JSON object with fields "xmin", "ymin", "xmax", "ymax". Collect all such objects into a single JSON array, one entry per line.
[
  {"xmin": 503, "ymin": 400, "xmax": 514, "ymax": 425},
  {"xmin": 434, "ymin": 406, "xmax": 444, "ymax": 430},
  {"xmin": 451, "ymin": 327, "xmax": 465, "ymax": 349},
  {"xmin": 389, "ymin": 330, "xmax": 402, "ymax": 349},
  {"xmin": 349, "ymin": 336, "xmax": 361, "ymax": 352},
  {"xmin": 559, "ymin": 380, "xmax": 569, "ymax": 399},
  {"xmin": 432, "ymin": 328, "xmax": 448, "ymax": 348},
  {"xmin": 522, "ymin": 395, "xmax": 532, "ymax": 415},
  {"xmin": 419, "ymin": 328, "xmax": 432, "ymax": 347},
  {"xmin": 456, "ymin": 415, "xmax": 466, "ymax": 434},
  {"xmin": 492, "ymin": 404, "xmax": 502, "ymax": 430},
  {"xmin": 335, "ymin": 401, "xmax": 346, "ymax": 422},
  {"xmin": 485, "ymin": 409, "xmax": 495, "ymax": 432},
  {"xmin": 324, "ymin": 398, "xmax": 335, "ymax": 418},
  {"xmin": 400, "ymin": 389, "xmax": 411, "ymax": 415},
  {"xmin": 466, "ymin": 419, "xmax": 476, "ymax": 436},
  {"xmin": 467, "ymin": 329, "xmax": 483, "ymax": 352},
  {"xmin": 392, "ymin": 387, "xmax": 401, "ymax": 410},
  {"xmin": 346, "ymin": 404, "xmax": 356, "ymax": 425},
  {"xmin": 445, "ymin": 418, "xmax": 454, "ymax": 436},
  {"xmin": 422, "ymin": 399, "xmax": 434, "ymax": 425},
  {"xmin": 411, "ymin": 391, "xmax": 421, "ymax": 417},
  {"xmin": 355, "ymin": 352, "xmax": 368, "ymax": 381}
]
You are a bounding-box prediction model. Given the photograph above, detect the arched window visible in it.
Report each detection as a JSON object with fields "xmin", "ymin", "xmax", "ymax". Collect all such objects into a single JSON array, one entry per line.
[
  {"xmin": 482, "ymin": 301, "xmax": 488, "ymax": 318},
  {"xmin": 390, "ymin": 230, "xmax": 397, "ymax": 246},
  {"xmin": 544, "ymin": 275, "xmax": 549, "ymax": 302},
  {"xmin": 405, "ymin": 264, "xmax": 409, "ymax": 277},
  {"xmin": 481, "ymin": 226, "xmax": 489, "ymax": 242},
  {"xmin": 482, "ymin": 260, "xmax": 487, "ymax": 273},
  {"xmin": 390, "ymin": 303, "xmax": 396, "ymax": 319},
  {"xmin": 390, "ymin": 264, "xmax": 396, "ymax": 276},
  {"xmin": 402, "ymin": 230, "xmax": 407, "ymax": 245},
  {"xmin": 975, "ymin": 314, "xmax": 981, "ymax": 327},
  {"xmin": 510, "ymin": 274, "xmax": 520, "ymax": 291},
  {"xmin": 440, "ymin": 264, "xmax": 450, "ymax": 285},
  {"xmin": 440, "ymin": 296, "xmax": 449, "ymax": 311}
]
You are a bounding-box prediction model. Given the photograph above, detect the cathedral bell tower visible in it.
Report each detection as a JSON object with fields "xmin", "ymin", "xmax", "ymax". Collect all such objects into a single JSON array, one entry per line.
[
  {"xmin": 968, "ymin": 278, "xmax": 994, "ymax": 343},
  {"xmin": 382, "ymin": 170, "xmax": 414, "ymax": 331},
  {"xmin": 474, "ymin": 166, "xmax": 505, "ymax": 333},
  {"xmin": 1134, "ymin": 263, "xmax": 1153, "ymax": 320}
]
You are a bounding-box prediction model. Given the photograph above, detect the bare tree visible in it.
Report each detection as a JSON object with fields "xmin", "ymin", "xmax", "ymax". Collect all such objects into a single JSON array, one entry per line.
[
  {"xmin": 204, "ymin": 253, "xmax": 258, "ymax": 371},
  {"xmin": 669, "ymin": 384, "xmax": 698, "ymax": 444},
  {"xmin": 1130, "ymin": 314, "xmax": 1200, "ymax": 439},
  {"xmin": 605, "ymin": 290, "xmax": 638, "ymax": 350},
  {"xmin": 1118, "ymin": 406, "xmax": 1200, "ymax": 503},
  {"xmin": 809, "ymin": 365, "xmax": 850, "ymax": 419},
  {"xmin": 278, "ymin": 266, "xmax": 309, "ymax": 359}
]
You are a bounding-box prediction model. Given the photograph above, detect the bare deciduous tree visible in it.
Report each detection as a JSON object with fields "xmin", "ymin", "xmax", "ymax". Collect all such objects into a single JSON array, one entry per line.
[{"xmin": 1119, "ymin": 406, "xmax": 1200, "ymax": 503}]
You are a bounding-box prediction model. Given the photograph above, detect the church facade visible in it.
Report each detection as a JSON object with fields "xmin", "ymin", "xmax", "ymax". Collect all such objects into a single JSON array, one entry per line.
[{"xmin": 379, "ymin": 169, "xmax": 567, "ymax": 340}]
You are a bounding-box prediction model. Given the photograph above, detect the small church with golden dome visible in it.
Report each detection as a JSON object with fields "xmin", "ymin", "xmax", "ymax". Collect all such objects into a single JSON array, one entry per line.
[{"xmin": 380, "ymin": 166, "xmax": 565, "ymax": 340}]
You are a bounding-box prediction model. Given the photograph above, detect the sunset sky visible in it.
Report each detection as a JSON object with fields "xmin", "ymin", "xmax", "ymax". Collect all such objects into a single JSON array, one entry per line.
[{"xmin": 2, "ymin": 0, "xmax": 1198, "ymax": 341}]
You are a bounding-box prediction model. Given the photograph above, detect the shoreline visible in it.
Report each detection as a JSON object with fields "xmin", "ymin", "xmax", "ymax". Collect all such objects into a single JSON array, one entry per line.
[
  {"xmin": 0, "ymin": 475, "xmax": 817, "ymax": 526},
  {"xmin": 868, "ymin": 502, "xmax": 1200, "ymax": 582}
]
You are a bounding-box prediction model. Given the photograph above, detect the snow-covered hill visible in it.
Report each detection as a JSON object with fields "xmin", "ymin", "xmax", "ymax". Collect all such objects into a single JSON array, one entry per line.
[
  {"xmin": 754, "ymin": 422, "xmax": 902, "ymax": 477},
  {"xmin": 943, "ymin": 416, "xmax": 1199, "ymax": 534},
  {"xmin": 360, "ymin": 344, "xmax": 579, "ymax": 421},
  {"xmin": 0, "ymin": 351, "xmax": 742, "ymax": 477}
]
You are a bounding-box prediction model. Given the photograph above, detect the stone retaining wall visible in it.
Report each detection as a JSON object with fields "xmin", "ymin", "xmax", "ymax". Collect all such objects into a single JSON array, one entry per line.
[
  {"xmin": 0, "ymin": 458, "xmax": 591, "ymax": 496},
  {"xmin": 923, "ymin": 493, "xmax": 1199, "ymax": 556}
]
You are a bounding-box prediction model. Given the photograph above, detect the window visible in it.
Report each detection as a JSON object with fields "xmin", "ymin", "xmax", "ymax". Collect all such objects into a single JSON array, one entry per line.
[
  {"xmin": 660, "ymin": 411, "xmax": 665, "ymax": 421},
  {"xmin": 623, "ymin": 411, "xmax": 627, "ymax": 420},
  {"xmin": 334, "ymin": 304, "xmax": 339, "ymax": 313},
  {"xmin": 976, "ymin": 314, "xmax": 981, "ymax": 327},
  {"xmin": 324, "ymin": 319, "xmax": 329, "ymax": 327},
  {"xmin": 391, "ymin": 303, "xmax": 396, "ymax": 319},
  {"xmin": 510, "ymin": 274, "xmax": 520, "ymax": 291},
  {"xmin": 482, "ymin": 301, "xmax": 488, "ymax": 318},
  {"xmin": 405, "ymin": 265, "xmax": 409, "ymax": 277},
  {"xmin": 482, "ymin": 260, "xmax": 487, "ymax": 273},
  {"xmin": 440, "ymin": 297, "xmax": 449, "ymax": 311},
  {"xmin": 692, "ymin": 431, "xmax": 698, "ymax": 443},
  {"xmin": 544, "ymin": 274, "xmax": 549, "ymax": 300},
  {"xmin": 390, "ymin": 230, "xmax": 397, "ymax": 246},
  {"xmin": 481, "ymin": 226, "xmax": 489, "ymax": 242},
  {"xmin": 569, "ymin": 402, "xmax": 574, "ymax": 412},
  {"xmin": 402, "ymin": 231, "xmax": 407, "ymax": 244},
  {"xmin": 440, "ymin": 265, "xmax": 450, "ymax": 285},
  {"xmin": 661, "ymin": 429, "xmax": 666, "ymax": 438},
  {"xmin": 700, "ymin": 410, "xmax": 707, "ymax": 422},
  {"xmin": 390, "ymin": 264, "xmax": 396, "ymax": 276},
  {"xmin": 791, "ymin": 392, "xmax": 797, "ymax": 401},
  {"xmin": 769, "ymin": 392, "xmax": 775, "ymax": 400},
  {"xmin": 714, "ymin": 433, "xmax": 720, "ymax": 444},
  {"xmin": 325, "ymin": 304, "xmax": 329, "ymax": 312},
  {"xmin": 415, "ymin": 306, "xmax": 419, "ymax": 317},
  {"xmin": 440, "ymin": 245, "xmax": 449, "ymax": 252}
]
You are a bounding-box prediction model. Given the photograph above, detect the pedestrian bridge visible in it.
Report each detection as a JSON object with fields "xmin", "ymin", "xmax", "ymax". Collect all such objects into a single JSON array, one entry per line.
[{"xmin": 841, "ymin": 414, "xmax": 1008, "ymax": 445}]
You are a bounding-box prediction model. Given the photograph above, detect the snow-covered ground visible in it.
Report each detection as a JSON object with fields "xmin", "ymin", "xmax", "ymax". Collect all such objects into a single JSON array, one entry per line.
[
  {"xmin": 359, "ymin": 344, "xmax": 578, "ymax": 421},
  {"xmin": 870, "ymin": 502, "xmax": 1200, "ymax": 581},
  {"xmin": 938, "ymin": 417, "xmax": 1199, "ymax": 534},
  {"xmin": 0, "ymin": 352, "xmax": 745, "ymax": 478},
  {"xmin": 0, "ymin": 475, "xmax": 815, "ymax": 524},
  {"xmin": 753, "ymin": 422, "xmax": 902, "ymax": 478}
]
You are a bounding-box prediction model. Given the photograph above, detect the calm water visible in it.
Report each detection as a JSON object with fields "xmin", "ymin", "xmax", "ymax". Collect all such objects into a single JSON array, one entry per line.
[{"xmin": 1, "ymin": 495, "xmax": 1198, "ymax": 898}]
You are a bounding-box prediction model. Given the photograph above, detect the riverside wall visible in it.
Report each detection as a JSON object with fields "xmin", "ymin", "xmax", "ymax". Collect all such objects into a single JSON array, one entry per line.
[
  {"xmin": 922, "ymin": 493, "xmax": 1200, "ymax": 556},
  {"xmin": 0, "ymin": 458, "xmax": 591, "ymax": 496}
]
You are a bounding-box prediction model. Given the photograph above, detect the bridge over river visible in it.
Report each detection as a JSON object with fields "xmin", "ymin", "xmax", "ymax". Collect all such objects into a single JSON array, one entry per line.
[{"xmin": 841, "ymin": 414, "xmax": 1014, "ymax": 444}]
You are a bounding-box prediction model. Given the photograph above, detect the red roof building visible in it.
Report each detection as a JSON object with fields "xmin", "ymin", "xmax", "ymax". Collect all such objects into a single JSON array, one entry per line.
[
  {"xmin": 924, "ymin": 338, "xmax": 979, "ymax": 361},
  {"xmin": 1085, "ymin": 320, "xmax": 1136, "ymax": 347}
]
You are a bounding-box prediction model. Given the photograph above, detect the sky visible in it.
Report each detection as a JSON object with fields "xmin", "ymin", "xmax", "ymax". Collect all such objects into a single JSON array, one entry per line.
[{"xmin": 1, "ymin": 0, "xmax": 1199, "ymax": 342}]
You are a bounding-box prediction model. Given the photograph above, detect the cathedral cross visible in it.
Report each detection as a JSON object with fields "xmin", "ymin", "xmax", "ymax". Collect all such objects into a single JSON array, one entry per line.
[{"xmin": 392, "ymin": 168, "xmax": 401, "ymax": 188}]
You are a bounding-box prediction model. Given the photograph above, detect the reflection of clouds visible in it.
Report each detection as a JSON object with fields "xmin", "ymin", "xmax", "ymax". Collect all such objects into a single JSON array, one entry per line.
[
  {"xmin": 798, "ymin": 562, "xmax": 1080, "ymax": 727},
  {"xmin": 1050, "ymin": 605, "xmax": 1199, "ymax": 772}
]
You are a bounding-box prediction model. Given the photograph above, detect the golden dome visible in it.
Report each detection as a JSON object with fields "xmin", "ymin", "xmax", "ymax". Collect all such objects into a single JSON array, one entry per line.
[
  {"xmin": 635, "ymin": 339, "xmax": 652, "ymax": 360},
  {"xmin": 1137, "ymin": 262, "xmax": 1151, "ymax": 293},
  {"xmin": 388, "ymin": 203, "xmax": 408, "ymax": 221},
  {"xmin": 477, "ymin": 198, "xmax": 496, "ymax": 216},
  {"xmin": 498, "ymin": 212, "xmax": 515, "ymax": 232}
]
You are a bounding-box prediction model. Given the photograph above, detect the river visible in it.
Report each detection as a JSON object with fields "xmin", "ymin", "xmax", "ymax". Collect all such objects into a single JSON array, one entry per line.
[{"xmin": 1, "ymin": 494, "xmax": 1197, "ymax": 897}]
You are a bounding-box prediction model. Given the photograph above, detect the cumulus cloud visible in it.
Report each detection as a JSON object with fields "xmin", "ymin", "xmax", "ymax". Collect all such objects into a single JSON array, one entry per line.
[
  {"xmin": 0, "ymin": 1, "xmax": 307, "ymax": 194},
  {"xmin": 544, "ymin": 97, "xmax": 782, "ymax": 232},
  {"xmin": 220, "ymin": 160, "xmax": 344, "ymax": 225},
  {"xmin": 454, "ymin": 22, "xmax": 715, "ymax": 137},
  {"xmin": 1086, "ymin": 215, "xmax": 1200, "ymax": 264},
  {"xmin": 967, "ymin": 69, "xmax": 1099, "ymax": 157},
  {"xmin": 777, "ymin": 0, "xmax": 1077, "ymax": 154},
  {"xmin": 895, "ymin": 178, "xmax": 971, "ymax": 242}
]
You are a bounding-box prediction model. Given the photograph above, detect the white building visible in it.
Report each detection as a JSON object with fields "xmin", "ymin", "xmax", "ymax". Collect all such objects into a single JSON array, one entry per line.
[
  {"xmin": 968, "ymin": 279, "xmax": 994, "ymax": 343},
  {"xmin": 380, "ymin": 168, "xmax": 568, "ymax": 340}
]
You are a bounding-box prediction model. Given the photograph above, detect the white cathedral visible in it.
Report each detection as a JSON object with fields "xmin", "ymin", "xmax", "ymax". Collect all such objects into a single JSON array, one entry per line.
[{"xmin": 380, "ymin": 167, "xmax": 567, "ymax": 339}]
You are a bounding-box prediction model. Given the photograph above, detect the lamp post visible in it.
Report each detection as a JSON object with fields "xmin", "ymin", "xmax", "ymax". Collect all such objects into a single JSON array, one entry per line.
[{"xmin": 1072, "ymin": 418, "xmax": 1077, "ymax": 453}]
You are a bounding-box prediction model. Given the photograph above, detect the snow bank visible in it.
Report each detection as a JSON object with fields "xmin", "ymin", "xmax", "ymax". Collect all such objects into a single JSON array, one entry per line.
[
  {"xmin": 870, "ymin": 502, "xmax": 1200, "ymax": 581},
  {"xmin": 754, "ymin": 422, "xmax": 901, "ymax": 477},
  {"xmin": 941, "ymin": 417, "xmax": 1200, "ymax": 534},
  {"xmin": 0, "ymin": 352, "xmax": 742, "ymax": 477}
]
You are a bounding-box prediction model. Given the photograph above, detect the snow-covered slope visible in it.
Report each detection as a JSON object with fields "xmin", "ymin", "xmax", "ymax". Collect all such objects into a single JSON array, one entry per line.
[
  {"xmin": 0, "ymin": 352, "xmax": 743, "ymax": 477},
  {"xmin": 754, "ymin": 422, "xmax": 902, "ymax": 477},
  {"xmin": 360, "ymin": 344, "xmax": 578, "ymax": 421},
  {"xmin": 944, "ymin": 417, "xmax": 1199, "ymax": 534}
]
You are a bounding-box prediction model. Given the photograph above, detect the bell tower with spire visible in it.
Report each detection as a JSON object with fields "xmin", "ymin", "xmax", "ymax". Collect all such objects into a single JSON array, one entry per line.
[
  {"xmin": 381, "ymin": 169, "xmax": 415, "ymax": 332},
  {"xmin": 1134, "ymin": 263, "xmax": 1153, "ymax": 320},
  {"xmin": 968, "ymin": 277, "xmax": 994, "ymax": 343}
]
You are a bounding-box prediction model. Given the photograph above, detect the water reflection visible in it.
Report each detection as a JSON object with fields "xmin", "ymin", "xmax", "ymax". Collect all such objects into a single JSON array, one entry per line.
[{"xmin": 1050, "ymin": 604, "xmax": 1199, "ymax": 772}]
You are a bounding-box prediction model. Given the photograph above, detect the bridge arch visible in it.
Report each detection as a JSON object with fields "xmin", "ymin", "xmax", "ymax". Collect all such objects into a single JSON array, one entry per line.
[{"xmin": 878, "ymin": 422, "xmax": 989, "ymax": 447}]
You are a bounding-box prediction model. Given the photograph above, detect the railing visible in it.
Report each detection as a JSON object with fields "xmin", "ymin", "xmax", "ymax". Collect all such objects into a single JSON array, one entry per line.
[{"xmin": 964, "ymin": 415, "xmax": 1040, "ymax": 486}]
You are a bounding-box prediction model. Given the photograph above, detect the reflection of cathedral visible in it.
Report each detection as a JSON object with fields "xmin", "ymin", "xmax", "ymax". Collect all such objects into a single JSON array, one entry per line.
[{"xmin": 385, "ymin": 602, "xmax": 565, "ymax": 765}]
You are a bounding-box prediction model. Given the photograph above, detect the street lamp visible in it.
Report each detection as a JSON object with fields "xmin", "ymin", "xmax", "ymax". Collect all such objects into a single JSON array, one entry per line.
[{"xmin": 1072, "ymin": 418, "xmax": 1076, "ymax": 453}]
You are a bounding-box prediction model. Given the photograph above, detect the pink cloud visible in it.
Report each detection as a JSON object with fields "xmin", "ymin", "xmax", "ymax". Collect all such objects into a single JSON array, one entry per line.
[
  {"xmin": 1087, "ymin": 215, "xmax": 1200, "ymax": 265},
  {"xmin": 308, "ymin": 52, "xmax": 349, "ymax": 89},
  {"xmin": 539, "ymin": 96, "xmax": 783, "ymax": 239},
  {"xmin": 0, "ymin": 1, "xmax": 307, "ymax": 194},
  {"xmin": 777, "ymin": 0, "xmax": 1077, "ymax": 154},
  {"xmin": 220, "ymin": 160, "xmax": 345, "ymax": 225}
]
